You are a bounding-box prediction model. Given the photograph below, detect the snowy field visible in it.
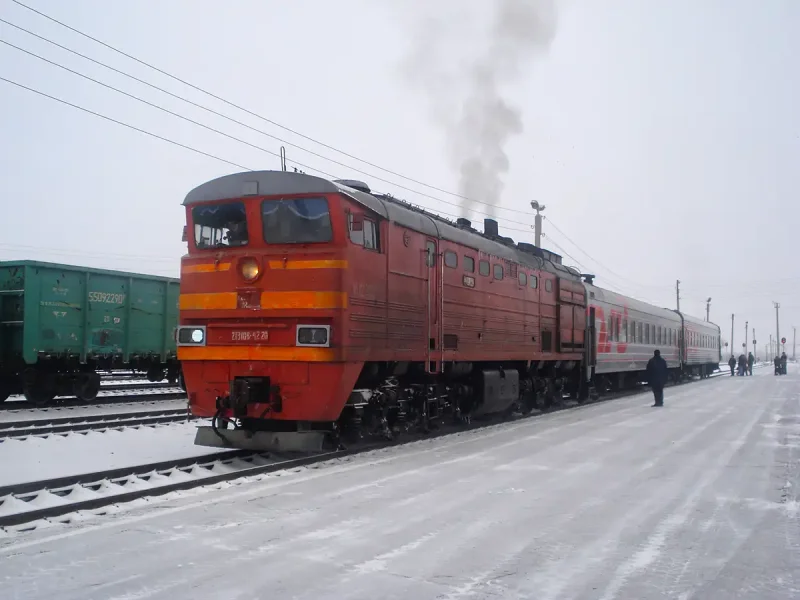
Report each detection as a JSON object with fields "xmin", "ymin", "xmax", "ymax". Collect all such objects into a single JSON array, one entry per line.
[
  {"xmin": 1, "ymin": 366, "xmax": 798, "ymax": 599},
  {"xmin": 0, "ymin": 422, "xmax": 216, "ymax": 487}
]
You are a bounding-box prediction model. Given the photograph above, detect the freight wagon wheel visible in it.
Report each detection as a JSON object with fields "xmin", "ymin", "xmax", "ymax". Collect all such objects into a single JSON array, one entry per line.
[
  {"xmin": 22, "ymin": 369, "xmax": 56, "ymax": 406},
  {"xmin": 146, "ymin": 367, "xmax": 165, "ymax": 383},
  {"xmin": 23, "ymin": 382, "xmax": 56, "ymax": 406},
  {"xmin": 73, "ymin": 372, "xmax": 101, "ymax": 401}
]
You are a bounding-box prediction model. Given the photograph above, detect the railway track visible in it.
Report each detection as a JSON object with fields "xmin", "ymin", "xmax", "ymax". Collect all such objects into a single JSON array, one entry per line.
[
  {"xmin": 0, "ymin": 408, "xmax": 193, "ymax": 441},
  {"xmin": 0, "ymin": 389, "xmax": 186, "ymax": 412},
  {"xmin": 0, "ymin": 372, "xmax": 728, "ymax": 531},
  {"xmin": 99, "ymin": 382, "xmax": 175, "ymax": 392}
]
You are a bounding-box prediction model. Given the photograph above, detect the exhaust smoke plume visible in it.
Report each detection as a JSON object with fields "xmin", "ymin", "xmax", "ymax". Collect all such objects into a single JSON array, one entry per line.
[{"xmin": 401, "ymin": 0, "xmax": 558, "ymax": 218}]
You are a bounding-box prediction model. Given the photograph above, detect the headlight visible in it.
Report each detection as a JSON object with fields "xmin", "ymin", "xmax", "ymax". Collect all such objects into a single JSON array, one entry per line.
[
  {"xmin": 296, "ymin": 325, "xmax": 330, "ymax": 347},
  {"xmin": 177, "ymin": 326, "xmax": 207, "ymax": 346},
  {"xmin": 239, "ymin": 257, "xmax": 261, "ymax": 282}
]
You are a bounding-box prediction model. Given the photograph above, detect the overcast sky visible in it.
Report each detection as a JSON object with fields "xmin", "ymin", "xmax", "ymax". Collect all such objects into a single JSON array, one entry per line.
[{"xmin": 1, "ymin": 0, "xmax": 798, "ymax": 356}]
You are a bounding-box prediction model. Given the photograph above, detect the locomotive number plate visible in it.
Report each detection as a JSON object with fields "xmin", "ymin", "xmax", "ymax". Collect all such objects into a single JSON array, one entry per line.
[{"xmin": 228, "ymin": 330, "xmax": 269, "ymax": 343}]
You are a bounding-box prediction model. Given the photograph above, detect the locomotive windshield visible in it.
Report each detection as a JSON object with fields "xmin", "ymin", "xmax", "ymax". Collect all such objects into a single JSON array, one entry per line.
[
  {"xmin": 192, "ymin": 202, "xmax": 248, "ymax": 249},
  {"xmin": 262, "ymin": 197, "xmax": 332, "ymax": 244}
]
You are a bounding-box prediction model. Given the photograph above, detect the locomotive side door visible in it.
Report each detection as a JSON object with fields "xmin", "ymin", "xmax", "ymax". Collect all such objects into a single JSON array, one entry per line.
[{"xmin": 424, "ymin": 238, "xmax": 440, "ymax": 373}]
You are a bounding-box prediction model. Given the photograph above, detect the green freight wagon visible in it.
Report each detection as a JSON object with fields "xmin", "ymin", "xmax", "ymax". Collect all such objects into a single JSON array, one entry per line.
[{"xmin": 0, "ymin": 261, "xmax": 180, "ymax": 404}]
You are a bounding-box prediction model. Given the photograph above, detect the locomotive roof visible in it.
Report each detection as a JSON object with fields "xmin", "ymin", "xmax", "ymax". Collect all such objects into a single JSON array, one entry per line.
[{"xmin": 184, "ymin": 170, "xmax": 581, "ymax": 279}]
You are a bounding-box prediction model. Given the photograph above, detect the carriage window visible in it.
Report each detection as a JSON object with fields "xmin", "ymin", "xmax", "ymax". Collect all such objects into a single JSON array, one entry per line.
[
  {"xmin": 530, "ymin": 275, "xmax": 538, "ymax": 289},
  {"xmin": 638, "ymin": 322, "xmax": 643, "ymax": 343},
  {"xmin": 464, "ymin": 256, "xmax": 475, "ymax": 273},
  {"xmin": 444, "ymin": 251, "xmax": 458, "ymax": 268},
  {"xmin": 479, "ymin": 260, "xmax": 490, "ymax": 276},
  {"xmin": 262, "ymin": 197, "xmax": 332, "ymax": 244},
  {"xmin": 193, "ymin": 201, "xmax": 248, "ymax": 249},
  {"xmin": 545, "ymin": 279, "xmax": 553, "ymax": 292},
  {"xmin": 493, "ymin": 264, "xmax": 504, "ymax": 280},
  {"xmin": 519, "ymin": 272, "xmax": 527, "ymax": 286},
  {"xmin": 623, "ymin": 320, "xmax": 628, "ymax": 343}
]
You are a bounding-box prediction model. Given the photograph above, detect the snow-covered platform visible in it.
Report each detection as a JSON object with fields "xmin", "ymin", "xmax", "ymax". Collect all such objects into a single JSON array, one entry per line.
[{"xmin": 1, "ymin": 367, "xmax": 798, "ymax": 599}]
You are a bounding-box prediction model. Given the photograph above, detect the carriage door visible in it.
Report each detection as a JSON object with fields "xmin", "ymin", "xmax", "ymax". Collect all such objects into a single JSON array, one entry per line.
[{"xmin": 424, "ymin": 239, "xmax": 440, "ymax": 373}]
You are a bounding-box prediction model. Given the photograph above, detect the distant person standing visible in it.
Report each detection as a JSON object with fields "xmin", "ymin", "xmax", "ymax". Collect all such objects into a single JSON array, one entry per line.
[
  {"xmin": 781, "ymin": 352, "xmax": 788, "ymax": 375},
  {"xmin": 738, "ymin": 354, "xmax": 747, "ymax": 376},
  {"xmin": 728, "ymin": 355, "xmax": 736, "ymax": 376},
  {"xmin": 646, "ymin": 349, "xmax": 668, "ymax": 407},
  {"xmin": 774, "ymin": 355, "xmax": 782, "ymax": 375},
  {"xmin": 747, "ymin": 352, "xmax": 755, "ymax": 376}
]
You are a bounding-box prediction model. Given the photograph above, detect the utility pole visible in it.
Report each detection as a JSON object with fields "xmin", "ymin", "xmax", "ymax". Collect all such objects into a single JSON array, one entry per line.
[
  {"xmin": 752, "ymin": 327, "xmax": 756, "ymax": 359},
  {"xmin": 769, "ymin": 334, "xmax": 773, "ymax": 362},
  {"xmin": 730, "ymin": 314, "xmax": 735, "ymax": 359},
  {"xmin": 706, "ymin": 297, "xmax": 711, "ymax": 321},
  {"xmin": 774, "ymin": 301, "xmax": 781, "ymax": 356},
  {"xmin": 530, "ymin": 201, "xmax": 546, "ymax": 247},
  {"xmin": 745, "ymin": 321, "xmax": 748, "ymax": 359},
  {"xmin": 676, "ymin": 280, "xmax": 681, "ymax": 312},
  {"xmin": 793, "ymin": 326, "xmax": 796, "ymax": 361}
]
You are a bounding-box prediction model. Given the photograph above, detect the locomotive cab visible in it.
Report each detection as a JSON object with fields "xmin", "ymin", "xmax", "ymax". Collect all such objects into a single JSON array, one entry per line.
[{"xmin": 178, "ymin": 172, "xmax": 363, "ymax": 451}]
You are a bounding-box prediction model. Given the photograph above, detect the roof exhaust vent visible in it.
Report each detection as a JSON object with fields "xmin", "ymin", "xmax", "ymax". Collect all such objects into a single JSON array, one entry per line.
[
  {"xmin": 483, "ymin": 218, "xmax": 499, "ymax": 238},
  {"xmin": 456, "ymin": 217, "xmax": 472, "ymax": 229}
]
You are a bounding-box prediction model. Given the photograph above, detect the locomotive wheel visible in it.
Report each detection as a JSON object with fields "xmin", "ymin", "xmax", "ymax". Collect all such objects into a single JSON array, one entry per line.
[{"xmin": 73, "ymin": 372, "xmax": 101, "ymax": 401}]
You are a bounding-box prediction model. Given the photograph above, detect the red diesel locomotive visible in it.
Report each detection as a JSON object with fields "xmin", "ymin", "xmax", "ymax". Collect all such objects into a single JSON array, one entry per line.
[{"xmin": 177, "ymin": 170, "xmax": 720, "ymax": 451}]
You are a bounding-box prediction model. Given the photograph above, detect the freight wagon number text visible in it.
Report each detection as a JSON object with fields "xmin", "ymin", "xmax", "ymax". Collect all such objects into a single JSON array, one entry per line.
[{"xmin": 88, "ymin": 292, "xmax": 126, "ymax": 304}]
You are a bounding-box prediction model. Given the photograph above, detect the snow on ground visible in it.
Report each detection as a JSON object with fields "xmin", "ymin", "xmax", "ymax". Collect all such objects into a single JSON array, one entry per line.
[
  {"xmin": 1, "ymin": 365, "xmax": 798, "ymax": 599},
  {"xmin": 0, "ymin": 398, "xmax": 188, "ymax": 424},
  {"xmin": 0, "ymin": 421, "xmax": 218, "ymax": 487}
]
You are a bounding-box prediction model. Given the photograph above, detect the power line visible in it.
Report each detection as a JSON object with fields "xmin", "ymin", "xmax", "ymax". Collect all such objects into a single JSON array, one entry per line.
[
  {"xmin": 0, "ymin": 20, "xmax": 535, "ymax": 220},
  {"xmin": 6, "ymin": 0, "xmax": 672, "ymax": 282},
  {"xmin": 546, "ymin": 217, "xmax": 673, "ymax": 292},
  {"xmin": 2, "ymin": 36, "xmax": 548, "ymax": 237},
  {"xmin": 0, "ymin": 76, "xmax": 253, "ymax": 171},
  {"xmin": 0, "ymin": 38, "xmax": 344, "ymax": 179},
  {"xmin": 8, "ymin": 0, "xmax": 531, "ymax": 217}
]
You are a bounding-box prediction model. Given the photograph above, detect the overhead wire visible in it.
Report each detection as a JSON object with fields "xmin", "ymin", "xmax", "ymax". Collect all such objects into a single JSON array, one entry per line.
[
  {"xmin": 0, "ymin": 28, "xmax": 547, "ymax": 235},
  {"xmin": 0, "ymin": 22, "xmax": 532, "ymax": 220},
  {"xmin": 8, "ymin": 0, "xmax": 531, "ymax": 217},
  {"xmin": 8, "ymin": 0, "xmax": 764, "ymax": 311},
  {"xmin": 0, "ymin": 76, "xmax": 253, "ymax": 171}
]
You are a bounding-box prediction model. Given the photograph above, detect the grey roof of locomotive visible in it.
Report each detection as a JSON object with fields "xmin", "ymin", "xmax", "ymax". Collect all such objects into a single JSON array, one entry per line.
[{"xmin": 183, "ymin": 170, "xmax": 581, "ymax": 280}]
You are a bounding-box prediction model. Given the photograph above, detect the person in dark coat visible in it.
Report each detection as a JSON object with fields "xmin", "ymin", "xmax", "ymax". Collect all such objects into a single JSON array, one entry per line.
[
  {"xmin": 738, "ymin": 354, "xmax": 747, "ymax": 376},
  {"xmin": 646, "ymin": 349, "xmax": 668, "ymax": 407},
  {"xmin": 747, "ymin": 352, "xmax": 755, "ymax": 376},
  {"xmin": 781, "ymin": 352, "xmax": 788, "ymax": 375},
  {"xmin": 728, "ymin": 355, "xmax": 736, "ymax": 376},
  {"xmin": 774, "ymin": 355, "xmax": 782, "ymax": 375}
]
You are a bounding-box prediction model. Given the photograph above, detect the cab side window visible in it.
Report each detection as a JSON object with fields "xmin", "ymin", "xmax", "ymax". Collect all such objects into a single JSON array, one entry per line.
[{"xmin": 348, "ymin": 213, "xmax": 379, "ymax": 251}]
